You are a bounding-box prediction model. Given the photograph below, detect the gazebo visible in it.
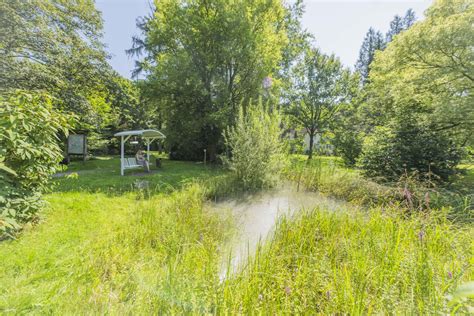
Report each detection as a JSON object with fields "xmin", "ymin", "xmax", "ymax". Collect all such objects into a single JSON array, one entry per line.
[{"xmin": 114, "ymin": 129, "xmax": 166, "ymax": 176}]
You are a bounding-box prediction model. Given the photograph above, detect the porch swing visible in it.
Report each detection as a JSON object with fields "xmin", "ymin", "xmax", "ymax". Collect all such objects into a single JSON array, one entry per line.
[{"xmin": 114, "ymin": 129, "xmax": 166, "ymax": 176}]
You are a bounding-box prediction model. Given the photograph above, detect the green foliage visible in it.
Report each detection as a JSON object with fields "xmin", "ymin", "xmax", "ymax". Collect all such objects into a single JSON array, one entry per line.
[
  {"xmin": 368, "ymin": 0, "xmax": 474, "ymax": 146},
  {"xmin": 219, "ymin": 207, "xmax": 473, "ymax": 314},
  {"xmin": 355, "ymin": 27, "xmax": 385, "ymax": 84},
  {"xmin": 223, "ymin": 100, "xmax": 285, "ymax": 190},
  {"xmin": 357, "ymin": 0, "xmax": 473, "ymax": 181},
  {"xmin": 131, "ymin": 0, "xmax": 290, "ymax": 160},
  {"xmin": 356, "ymin": 9, "xmax": 416, "ymax": 84},
  {"xmin": 358, "ymin": 126, "xmax": 401, "ymax": 179},
  {"xmin": 331, "ymin": 99, "xmax": 364, "ymax": 166},
  {"xmin": 0, "ymin": 0, "xmax": 111, "ymax": 129},
  {"xmin": 287, "ymin": 48, "xmax": 356, "ymax": 159},
  {"xmin": 358, "ymin": 121, "xmax": 463, "ymax": 181},
  {"xmin": 0, "ymin": 91, "xmax": 69, "ymax": 238}
]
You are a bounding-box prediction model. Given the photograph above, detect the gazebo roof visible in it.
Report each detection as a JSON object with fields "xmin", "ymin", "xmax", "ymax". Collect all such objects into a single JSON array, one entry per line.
[{"xmin": 114, "ymin": 129, "xmax": 166, "ymax": 139}]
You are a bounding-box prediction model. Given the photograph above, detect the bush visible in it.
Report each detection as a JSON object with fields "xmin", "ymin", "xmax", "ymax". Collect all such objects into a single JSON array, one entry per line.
[
  {"xmin": 0, "ymin": 91, "xmax": 69, "ymax": 238},
  {"xmin": 358, "ymin": 122, "xmax": 462, "ymax": 182},
  {"xmin": 333, "ymin": 129, "xmax": 363, "ymax": 166},
  {"xmin": 223, "ymin": 100, "xmax": 285, "ymax": 190}
]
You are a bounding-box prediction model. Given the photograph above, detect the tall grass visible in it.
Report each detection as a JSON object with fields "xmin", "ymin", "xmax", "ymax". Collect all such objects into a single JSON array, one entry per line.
[
  {"xmin": 0, "ymin": 185, "xmax": 232, "ymax": 314},
  {"xmin": 218, "ymin": 207, "xmax": 473, "ymax": 314},
  {"xmin": 1, "ymin": 157, "xmax": 472, "ymax": 313},
  {"xmin": 285, "ymin": 155, "xmax": 473, "ymax": 219}
]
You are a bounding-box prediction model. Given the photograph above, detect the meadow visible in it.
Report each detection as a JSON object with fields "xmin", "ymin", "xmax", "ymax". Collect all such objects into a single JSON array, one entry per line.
[{"xmin": 0, "ymin": 156, "xmax": 472, "ymax": 314}]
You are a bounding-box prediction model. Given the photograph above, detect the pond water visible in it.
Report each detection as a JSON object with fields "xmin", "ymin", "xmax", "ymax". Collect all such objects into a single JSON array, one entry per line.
[{"xmin": 208, "ymin": 184, "xmax": 353, "ymax": 279}]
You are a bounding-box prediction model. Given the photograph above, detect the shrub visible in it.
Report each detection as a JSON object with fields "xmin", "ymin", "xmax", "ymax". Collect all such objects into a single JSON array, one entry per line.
[
  {"xmin": 358, "ymin": 122, "xmax": 462, "ymax": 182},
  {"xmin": 333, "ymin": 129, "xmax": 363, "ymax": 166},
  {"xmin": 223, "ymin": 100, "xmax": 285, "ymax": 190},
  {"xmin": 0, "ymin": 91, "xmax": 69, "ymax": 238}
]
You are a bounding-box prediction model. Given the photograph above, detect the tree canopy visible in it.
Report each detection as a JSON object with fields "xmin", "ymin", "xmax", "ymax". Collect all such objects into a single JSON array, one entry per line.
[
  {"xmin": 287, "ymin": 48, "xmax": 356, "ymax": 159},
  {"xmin": 129, "ymin": 0, "xmax": 291, "ymax": 160},
  {"xmin": 0, "ymin": 0, "xmax": 118, "ymax": 129},
  {"xmin": 368, "ymin": 0, "xmax": 474, "ymax": 145}
]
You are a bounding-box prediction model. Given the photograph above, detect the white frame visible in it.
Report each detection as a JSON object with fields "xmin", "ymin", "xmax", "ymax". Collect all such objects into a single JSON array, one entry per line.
[{"xmin": 114, "ymin": 129, "xmax": 166, "ymax": 176}]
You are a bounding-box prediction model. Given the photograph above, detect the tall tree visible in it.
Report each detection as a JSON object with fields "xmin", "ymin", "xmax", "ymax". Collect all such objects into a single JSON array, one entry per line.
[
  {"xmin": 368, "ymin": 0, "xmax": 473, "ymax": 141},
  {"xmin": 287, "ymin": 48, "xmax": 355, "ymax": 159},
  {"xmin": 360, "ymin": 0, "xmax": 474, "ymax": 179},
  {"xmin": 355, "ymin": 28, "xmax": 385, "ymax": 84},
  {"xmin": 357, "ymin": 9, "xmax": 417, "ymax": 85},
  {"xmin": 403, "ymin": 8, "xmax": 416, "ymax": 28},
  {"xmin": 129, "ymin": 0, "xmax": 290, "ymax": 161},
  {"xmin": 0, "ymin": 0, "xmax": 110, "ymax": 128},
  {"xmin": 386, "ymin": 15, "xmax": 404, "ymax": 42}
]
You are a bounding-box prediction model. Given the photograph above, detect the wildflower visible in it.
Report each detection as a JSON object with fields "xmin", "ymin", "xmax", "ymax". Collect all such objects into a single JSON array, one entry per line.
[
  {"xmin": 258, "ymin": 294, "xmax": 264, "ymax": 301},
  {"xmin": 418, "ymin": 230, "xmax": 425, "ymax": 242},
  {"xmin": 284, "ymin": 286, "xmax": 291, "ymax": 295},
  {"xmin": 448, "ymin": 271, "xmax": 453, "ymax": 279}
]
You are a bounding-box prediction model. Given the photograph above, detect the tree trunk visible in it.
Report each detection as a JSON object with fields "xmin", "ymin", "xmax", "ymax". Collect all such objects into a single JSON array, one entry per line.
[{"xmin": 308, "ymin": 132, "xmax": 314, "ymax": 160}]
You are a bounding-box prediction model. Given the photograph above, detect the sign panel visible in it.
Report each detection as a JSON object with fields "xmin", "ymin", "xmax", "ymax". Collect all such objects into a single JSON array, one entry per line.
[{"xmin": 68, "ymin": 134, "xmax": 86, "ymax": 155}]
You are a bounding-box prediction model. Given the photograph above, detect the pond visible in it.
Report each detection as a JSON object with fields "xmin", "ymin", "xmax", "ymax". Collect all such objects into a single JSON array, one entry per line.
[{"xmin": 209, "ymin": 184, "xmax": 355, "ymax": 278}]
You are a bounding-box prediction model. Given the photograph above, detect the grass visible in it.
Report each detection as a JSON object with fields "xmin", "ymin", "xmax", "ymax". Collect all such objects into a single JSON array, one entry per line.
[
  {"xmin": 53, "ymin": 155, "xmax": 224, "ymax": 195},
  {"xmin": 218, "ymin": 207, "xmax": 473, "ymax": 314},
  {"xmin": 1, "ymin": 155, "xmax": 472, "ymax": 313},
  {"xmin": 0, "ymin": 186, "xmax": 232, "ymax": 313}
]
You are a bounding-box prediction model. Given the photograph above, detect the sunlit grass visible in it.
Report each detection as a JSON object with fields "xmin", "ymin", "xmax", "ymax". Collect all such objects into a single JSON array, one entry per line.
[
  {"xmin": 1, "ymin": 155, "xmax": 472, "ymax": 313},
  {"xmin": 0, "ymin": 186, "xmax": 232, "ymax": 314}
]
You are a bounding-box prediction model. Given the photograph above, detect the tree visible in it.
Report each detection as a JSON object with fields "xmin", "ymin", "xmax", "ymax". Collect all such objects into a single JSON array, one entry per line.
[
  {"xmin": 129, "ymin": 0, "xmax": 290, "ymax": 161},
  {"xmin": 368, "ymin": 0, "xmax": 474, "ymax": 147},
  {"xmin": 360, "ymin": 0, "xmax": 473, "ymax": 181},
  {"xmin": 386, "ymin": 15, "xmax": 404, "ymax": 42},
  {"xmin": 356, "ymin": 9, "xmax": 417, "ymax": 85},
  {"xmin": 355, "ymin": 28, "xmax": 385, "ymax": 84},
  {"xmin": 287, "ymin": 48, "xmax": 355, "ymax": 159},
  {"xmin": 0, "ymin": 0, "xmax": 111, "ymax": 129},
  {"xmin": 403, "ymin": 8, "xmax": 416, "ymax": 28}
]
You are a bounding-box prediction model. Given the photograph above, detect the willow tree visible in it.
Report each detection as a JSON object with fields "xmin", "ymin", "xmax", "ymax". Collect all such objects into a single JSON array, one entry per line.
[
  {"xmin": 287, "ymin": 48, "xmax": 355, "ymax": 159},
  {"xmin": 129, "ymin": 0, "xmax": 290, "ymax": 160}
]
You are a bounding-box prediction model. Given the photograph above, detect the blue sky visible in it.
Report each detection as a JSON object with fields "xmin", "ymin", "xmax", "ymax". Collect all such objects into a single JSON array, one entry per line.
[{"xmin": 95, "ymin": 0, "xmax": 432, "ymax": 78}]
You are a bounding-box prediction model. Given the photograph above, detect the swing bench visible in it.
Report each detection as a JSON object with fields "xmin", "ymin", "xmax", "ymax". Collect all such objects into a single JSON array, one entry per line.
[
  {"xmin": 114, "ymin": 129, "xmax": 166, "ymax": 176},
  {"xmin": 122, "ymin": 157, "xmax": 143, "ymax": 170}
]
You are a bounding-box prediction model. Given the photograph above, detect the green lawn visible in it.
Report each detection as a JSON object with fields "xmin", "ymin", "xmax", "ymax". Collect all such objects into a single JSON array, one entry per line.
[
  {"xmin": 53, "ymin": 155, "xmax": 224, "ymax": 194},
  {"xmin": 1, "ymin": 156, "xmax": 472, "ymax": 313}
]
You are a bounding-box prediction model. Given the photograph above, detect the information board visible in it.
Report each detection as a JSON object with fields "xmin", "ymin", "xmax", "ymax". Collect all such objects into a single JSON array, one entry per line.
[{"xmin": 68, "ymin": 134, "xmax": 86, "ymax": 155}]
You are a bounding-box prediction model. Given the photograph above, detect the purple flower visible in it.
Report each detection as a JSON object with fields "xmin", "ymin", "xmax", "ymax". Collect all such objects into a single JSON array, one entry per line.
[
  {"xmin": 447, "ymin": 271, "xmax": 453, "ymax": 279},
  {"xmin": 418, "ymin": 230, "xmax": 425, "ymax": 242},
  {"xmin": 284, "ymin": 286, "xmax": 291, "ymax": 295}
]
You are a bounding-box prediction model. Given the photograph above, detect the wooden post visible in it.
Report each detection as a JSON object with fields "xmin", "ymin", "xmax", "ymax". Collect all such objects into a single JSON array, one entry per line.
[{"xmin": 120, "ymin": 136, "xmax": 124, "ymax": 176}]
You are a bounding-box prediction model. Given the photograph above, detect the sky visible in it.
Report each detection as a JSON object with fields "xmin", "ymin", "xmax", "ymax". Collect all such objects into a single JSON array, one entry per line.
[{"xmin": 95, "ymin": 0, "xmax": 433, "ymax": 78}]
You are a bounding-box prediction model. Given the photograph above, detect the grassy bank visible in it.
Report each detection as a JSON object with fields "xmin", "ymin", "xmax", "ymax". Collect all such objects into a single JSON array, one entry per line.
[
  {"xmin": 218, "ymin": 207, "xmax": 473, "ymax": 314},
  {"xmin": 0, "ymin": 186, "xmax": 231, "ymax": 313},
  {"xmin": 1, "ymin": 156, "xmax": 472, "ymax": 313},
  {"xmin": 285, "ymin": 155, "xmax": 473, "ymax": 221}
]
